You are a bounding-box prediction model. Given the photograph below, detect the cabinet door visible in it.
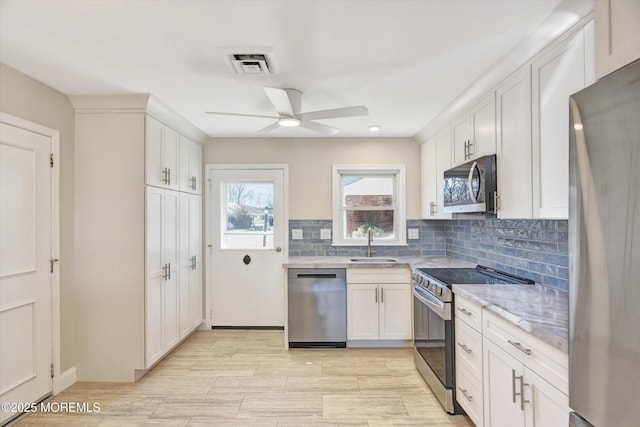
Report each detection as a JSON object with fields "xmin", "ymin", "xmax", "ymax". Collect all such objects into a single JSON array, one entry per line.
[
  {"xmin": 532, "ymin": 29, "xmax": 587, "ymax": 219},
  {"xmin": 496, "ymin": 67, "xmax": 533, "ymax": 219},
  {"xmin": 421, "ymin": 139, "xmax": 437, "ymax": 218},
  {"xmin": 483, "ymin": 337, "xmax": 525, "ymax": 427},
  {"xmin": 179, "ymin": 136, "xmax": 202, "ymax": 194},
  {"xmin": 524, "ymin": 367, "xmax": 569, "ymax": 427},
  {"xmin": 452, "ymin": 114, "xmax": 470, "ymax": 166},
  {"xmin": 470, "ymin": 93, "xmax": 496, "ymax": 159},
  {"xmin": 163, "ymin": 190, "xmax": 180, "ymax": 349},
  {"xmin": 595, "ymin": 0, "xmax": 640, "ymax": 79},
  {"xmin": 178, "ymin": 193, "xmax": 192, "ymax": 338},
  {"xmin": 189, "ymin": 195, "xmax": 202, "ymax": 329},
  {"xmin": 145, "ymin": 186, "xmax": 164, "ymax": 367},
  {"xmin": 164, "ymin": 127, "xmax": 179, "ymax": 190},
  {"xmin": 378, "ymin": 284, "xmax": 411, "ymax": 340},
  {"xmin": 347, "ymin": 284, "xmax": 379, "ymax": 340},
  {"xmin": 435, "ymin": 127, "xmax": 453, "ymax": 219},
  {"xmin": 145, "ymin": 116, "xmax": 165, "ymax": 188}
]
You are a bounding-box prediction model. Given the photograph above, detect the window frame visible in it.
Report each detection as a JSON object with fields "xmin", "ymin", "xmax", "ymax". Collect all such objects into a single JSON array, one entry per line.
[{"xmin": 332, "ymin": 164, "xmax": 407, "ymax": 246}]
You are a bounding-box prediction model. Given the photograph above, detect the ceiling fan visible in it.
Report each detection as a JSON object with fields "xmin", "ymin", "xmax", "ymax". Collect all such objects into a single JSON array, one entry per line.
[{"xmin": 205, "ymin": 87, "xmax": 368, "ymax": 135}]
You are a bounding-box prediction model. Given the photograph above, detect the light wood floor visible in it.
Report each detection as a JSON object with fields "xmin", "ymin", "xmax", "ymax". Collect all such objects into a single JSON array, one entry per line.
[{"xmin": 15, "ymin": 330, "xmax": 474, "ymax": 426}]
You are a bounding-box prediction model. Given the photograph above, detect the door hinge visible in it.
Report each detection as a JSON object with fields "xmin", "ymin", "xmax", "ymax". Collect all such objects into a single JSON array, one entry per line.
[
  {"xmin": 50, "ymin": 363, "xmax": 54, "ymax": 378},
  {"xmin": 50, "ymin": 153, "xmax": 54, "ymax": 168}
]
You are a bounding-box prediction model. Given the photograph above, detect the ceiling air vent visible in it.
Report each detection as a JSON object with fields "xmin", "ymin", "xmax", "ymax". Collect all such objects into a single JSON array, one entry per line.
[{"xmin": 219, "ymin": 48, "xmax": 278, "ymax": 75}]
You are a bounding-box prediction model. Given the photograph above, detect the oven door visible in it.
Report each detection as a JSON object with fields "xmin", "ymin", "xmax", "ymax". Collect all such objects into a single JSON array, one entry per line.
[{"xmin": 413, "ymin": 285, "xmax": 457, "ymax": 413}]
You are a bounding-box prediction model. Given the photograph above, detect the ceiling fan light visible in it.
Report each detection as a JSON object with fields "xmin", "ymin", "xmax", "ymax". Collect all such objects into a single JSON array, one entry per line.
[{"xmin": 278, "ymin": 117, "xmax": 300, "ymax": 127}]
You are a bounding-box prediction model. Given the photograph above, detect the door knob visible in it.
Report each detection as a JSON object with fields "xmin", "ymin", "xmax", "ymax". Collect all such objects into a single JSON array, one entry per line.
[
  {"xmin": 275, "ymin": 246, "xmax": 282, "ymax": 253},
  {"xmin": 243, "ymin": 255, "xmax": 251, "ymax": 265}
]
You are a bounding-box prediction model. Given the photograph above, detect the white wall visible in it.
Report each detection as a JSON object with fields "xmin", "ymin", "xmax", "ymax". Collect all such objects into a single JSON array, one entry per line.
[
  {"xmin": 0, "ymin": 63, "xmax": 76, "ymax": 372},
  {"xmin": 204, "ymin": 137, "xmax": 422, "ymax": 219}
]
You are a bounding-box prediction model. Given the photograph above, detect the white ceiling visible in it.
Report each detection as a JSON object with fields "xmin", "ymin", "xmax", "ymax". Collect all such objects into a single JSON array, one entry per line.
[{"xmin": 0, "ymin": 0, "xmax": 567, "ymax": 138}]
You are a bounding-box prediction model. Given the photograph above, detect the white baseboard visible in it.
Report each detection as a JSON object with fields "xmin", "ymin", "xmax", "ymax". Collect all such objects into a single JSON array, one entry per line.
[{"xmin": 53, "ymin": 366, "xmax": 76, "ymax": 394}]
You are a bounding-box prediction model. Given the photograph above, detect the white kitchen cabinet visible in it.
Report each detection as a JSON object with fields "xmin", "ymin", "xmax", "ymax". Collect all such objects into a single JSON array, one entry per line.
[
  {"xmin": 145, "ymin": 187, "xmax": 180, "ymax": 368},
  {"xmin": 483, "ymin": 338, "xmax": 569, "ymax": 427},
  {"xmin": 421, "ymin": 126, "xmax": 453, "ymax": 219},
  {"xmin": 347, "ymin": 269, "xmax": 411, "ymax": 342},
  {"xmin": 453, "ymin": 93, "xmax": 496, "ymax": 166},
  {"xmin": 595, "ymin": 0, "xmax": 640, "ymax": 79},
  {"xmin": 146, "ymin": 115, "xmax": 180, "ymax": 190},
  {"xmin": 532, "ymin": 24, "xmax": 594, "ymax": 219},
  {"xmin": 179, "ymin": 135, "xmax": 202, "ymax": 194},
  {"xmin": 455, "ymin": 298, "xmax": 484, "ymax": 427},
  {"xmin": 179, "ymin": 192, "xmax": 203, "ymax": 338},
  {"xmin": 495, "ymin": 66, "xmax": 533, "ymax": 219},
  {"xmin": 71, "ymin": 95, "xmax": 206, "ymax": 381}
]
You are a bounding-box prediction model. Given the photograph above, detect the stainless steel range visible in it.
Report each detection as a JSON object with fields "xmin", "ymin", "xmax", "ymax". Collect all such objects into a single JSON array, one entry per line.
[{"xmin": 412, "ymin": 265, "xmax": 533, "ymax": 414}]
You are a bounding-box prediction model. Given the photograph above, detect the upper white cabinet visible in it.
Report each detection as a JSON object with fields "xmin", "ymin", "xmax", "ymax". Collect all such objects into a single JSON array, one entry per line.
[
  {"xmin": 146, "ymin": 115, "xmax": 179, "ymax": 190},
  {"xmin": 179, "ymin": 135, "xmax": 203, "ymax": 195},
  {"xmin": 532, "ymin": 23, "xmax": 594, "ymax": 219},
  {"xmin": 347, "ymin": 269, "xmax": 412, "ymax": 342},
  {"xmin": 421, "ymin": 126, "xmax": 453, "ymax": 219},
  {"xmin": 453, "ymin": 93, "xmax": 496, "ymax": 166},
  {"xmin": 495, "ymin": 67, "xmax": 532, "ymax": 219},
  {"xmin": 595, "ymin": 0, "xmax": 640, "ymax": 79}
]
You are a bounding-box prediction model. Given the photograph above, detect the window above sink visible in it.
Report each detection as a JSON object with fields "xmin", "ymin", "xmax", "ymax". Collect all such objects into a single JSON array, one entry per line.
[{"xmin": 332, "ymin": 165, "xmax": 407, "ymax": 247}]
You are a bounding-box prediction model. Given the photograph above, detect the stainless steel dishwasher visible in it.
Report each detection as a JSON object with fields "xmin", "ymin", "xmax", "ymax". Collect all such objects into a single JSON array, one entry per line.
[{"xmin": 287, "ymin": 268, "xmax": 346, "ymax": 348}]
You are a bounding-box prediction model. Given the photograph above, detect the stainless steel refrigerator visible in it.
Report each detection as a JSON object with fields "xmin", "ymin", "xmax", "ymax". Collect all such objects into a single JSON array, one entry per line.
[{"xmin": 568, "ymin": 59, "xmax": 640, "ymax": 427}]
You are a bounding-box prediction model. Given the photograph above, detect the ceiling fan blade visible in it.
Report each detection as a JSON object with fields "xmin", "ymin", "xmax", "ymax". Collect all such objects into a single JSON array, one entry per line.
[
  {"xmin": 205, "ymin": 111, "xmax": 278, "ymax": 119},
  {"xmin": 299, "ymin": 120, "xmax": 340, "ymax": 136},
  {"xmin": 264, "ymin": 87, "xmax": 295, "ymax": 117},
  {"xmin": 256, "ymin": 121, "xmax": 281, "ymax": 133},
  {"xmin": 298, "ymin": 106, "xmax": 368, "ymax": 121}
]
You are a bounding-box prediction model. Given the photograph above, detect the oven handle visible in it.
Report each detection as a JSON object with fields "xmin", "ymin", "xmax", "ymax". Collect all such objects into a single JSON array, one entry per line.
[{"xmin": 413, "ymin": 285, "xmax": 451, "ymax": 321}]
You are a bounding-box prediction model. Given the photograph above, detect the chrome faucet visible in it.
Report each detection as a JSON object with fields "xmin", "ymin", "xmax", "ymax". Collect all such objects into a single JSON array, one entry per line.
[{"xmin": 367, "ymin": 228, "xmax": 375, "ymax": 257}]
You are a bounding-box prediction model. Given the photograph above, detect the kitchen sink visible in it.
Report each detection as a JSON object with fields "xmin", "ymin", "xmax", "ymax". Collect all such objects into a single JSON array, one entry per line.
[{"xmin": 350, "ymin": 257, "xmax": 398, "ymax": 263}]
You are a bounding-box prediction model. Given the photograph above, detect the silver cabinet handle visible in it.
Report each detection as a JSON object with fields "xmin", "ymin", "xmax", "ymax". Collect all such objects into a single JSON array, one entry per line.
[
  {"xmin": 191, "ymin": 176, "xmax": 197, "ymax": 190},
  {"xmin": 467, "ymin": 140, "xmax": 473, "ymax": 158},
  {"xmin": 163, "ymin": 263, "xmax": 168, "ymax": 280},
  {"xmin": 191, "ymin": 255, "xmax": 197, "ymax": 270},
  {"xmin": 508, "ymin": 340, "xmax": 532, "ymax": 356},
  {"xmin": 457, "ymin": 387, "xmax": 473, "ymax": 402},
  {"xmin": 375, "ymin": 287, "xmax": 378, "ymax": 303},
  {"xmin": 429, "ymin": 201, "xmax": 436, "ymax": 216},
  {"xmin": 493, "ymin": 190, "xmax": 500, "ymax": 213},
  {"xmin": 463, "ymin": 140, "xmax": 468, "ymax": 159},
  {"xmin": 381, "ymin": 287, "xmax": 384, "ymax": 303},
  {"xmin": 162, "ymin": 168, "xmax": 169, "ymax": 184},
  {"xmin": 457, "ymin": 307, "xmax": 472, "ymax": 316},
  {"xmin": 167, "ymin": 168, "xmax": 171, "ymax": 185},
  {"xmin": 511, "ymin": 369, "xmax": 529, "ymax": 411},
  {"xmin": 167, "ymin": 262, "xmax": 171, "ymax": 280},
  {"xmin": 457, "ymin": 343, "xmax": 472, "ymax": 354}
]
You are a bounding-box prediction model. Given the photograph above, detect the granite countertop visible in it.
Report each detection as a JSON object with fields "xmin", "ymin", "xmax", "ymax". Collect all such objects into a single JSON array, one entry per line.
[
  {"xmin": 282, "ymin": 255, "xmax": 475, "ymax": 269},
  {"xmin": 453, "ymin": 284, "xmax": 569, "ymax": 353}
]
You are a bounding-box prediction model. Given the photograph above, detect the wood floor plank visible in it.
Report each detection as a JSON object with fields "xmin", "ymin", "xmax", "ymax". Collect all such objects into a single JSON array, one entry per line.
[{"xmin": 14, "ymin": 330, "xmax": 474, "ymax": 426}]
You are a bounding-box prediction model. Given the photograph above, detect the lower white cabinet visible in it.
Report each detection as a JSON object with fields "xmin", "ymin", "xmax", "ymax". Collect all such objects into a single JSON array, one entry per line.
[
  {"xmin": 145, "ymin": 186, "xmax": 180, "ymax": 367},
  {"xmin": 483, "ymin": 338, "xmax": 569, "ymax": 427},
  {"xmin": 146, "ymin": 187, "xmax": 202, "ymax": 368},
  {"xmin": 178, "ymin": 192, "xmax": 202, "ymax": 338},
  {"xmin": 347, "ymin": 269, "xmax": 411, "ymax": 341}
]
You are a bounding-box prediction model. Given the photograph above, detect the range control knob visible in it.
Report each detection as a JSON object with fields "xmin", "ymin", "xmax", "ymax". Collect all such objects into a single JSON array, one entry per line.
[{"xmin": 437, "ymin": 287, "xmax": 443, "ymax": 296}]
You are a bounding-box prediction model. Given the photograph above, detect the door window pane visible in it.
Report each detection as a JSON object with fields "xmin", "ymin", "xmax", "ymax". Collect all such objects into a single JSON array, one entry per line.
[{"xmin": 222, "ymin": 182, "xmax": 274, "ymax": 249}]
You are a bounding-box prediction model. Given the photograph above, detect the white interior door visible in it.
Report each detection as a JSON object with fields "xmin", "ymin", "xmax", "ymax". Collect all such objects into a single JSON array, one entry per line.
[
  {"xmin": 0, "ymin": 122, "xmax": 53, "ymax": 424},
  {"xmin": 210, "ymin": 167, "xmax": 286, "ymax": 327}
]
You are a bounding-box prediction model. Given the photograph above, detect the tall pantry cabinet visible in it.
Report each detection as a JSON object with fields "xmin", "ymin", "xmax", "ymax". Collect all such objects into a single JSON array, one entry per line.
[{"xmin": 72, "ymin": 95, "xmax": 205, "ymax": 381}]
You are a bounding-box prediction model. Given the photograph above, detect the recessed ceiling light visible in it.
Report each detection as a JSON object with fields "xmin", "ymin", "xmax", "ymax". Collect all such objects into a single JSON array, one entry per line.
[
  {"xmin": 369, "ymin": 125, "xmax": 381, "ymax": 132},
  {"xmin": 574, "ymin": 123, "xmax": 583, "ymax": 131},
  {"xmin": 278, "ymin": 117, "xmax": 300, "ymax": 127}
]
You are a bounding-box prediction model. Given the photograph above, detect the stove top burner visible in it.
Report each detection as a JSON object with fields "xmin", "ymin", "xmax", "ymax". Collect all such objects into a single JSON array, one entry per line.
[{"xmin": 417, "ymin": 266, "xmax": 533, "ymax": 287}]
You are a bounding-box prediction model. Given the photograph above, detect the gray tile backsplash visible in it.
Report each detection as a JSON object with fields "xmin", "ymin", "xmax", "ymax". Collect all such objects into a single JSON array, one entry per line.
[{"xmin": 288, "ymin": 218, "xmax": 569, "ymax": 290}]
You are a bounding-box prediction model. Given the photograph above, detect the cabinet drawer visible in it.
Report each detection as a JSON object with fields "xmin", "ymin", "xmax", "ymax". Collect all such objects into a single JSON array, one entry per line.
[
  {"xmin": 455, "ymin": 317, "xmax": 482, "ymax": 382},
  {"xmin": 454, "ymin": 297, "xmax": 482, "ymax": 332},
  {"xmin": 483, "ymin": 310, "xmax": 568, "ymax": 395},
  {"xmin": 347, "ymin": 268, "xmax": 410, "ymax": 284},
  {"xmin": 456, "ymin": 362, "xmax": 484, "ymax": 427}
]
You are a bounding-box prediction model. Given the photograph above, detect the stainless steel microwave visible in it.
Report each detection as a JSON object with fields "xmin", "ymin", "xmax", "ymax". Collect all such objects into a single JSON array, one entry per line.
[{"xmin": 443, "ymin": 154, "xmax": 496, "ymax": 214}]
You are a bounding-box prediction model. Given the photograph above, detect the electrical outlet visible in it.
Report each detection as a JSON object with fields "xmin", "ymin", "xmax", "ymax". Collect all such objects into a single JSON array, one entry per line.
[
  {"xmin": 292, "ymin": 229, "xmax": 303, "ymax": 240},
  {"xmin": 408, "ymin": 228, "xmax": 419, "ymax": 239},
  {"xmin": 320, "ymin": 229, "xmax": 332, "ymax": 240}
]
